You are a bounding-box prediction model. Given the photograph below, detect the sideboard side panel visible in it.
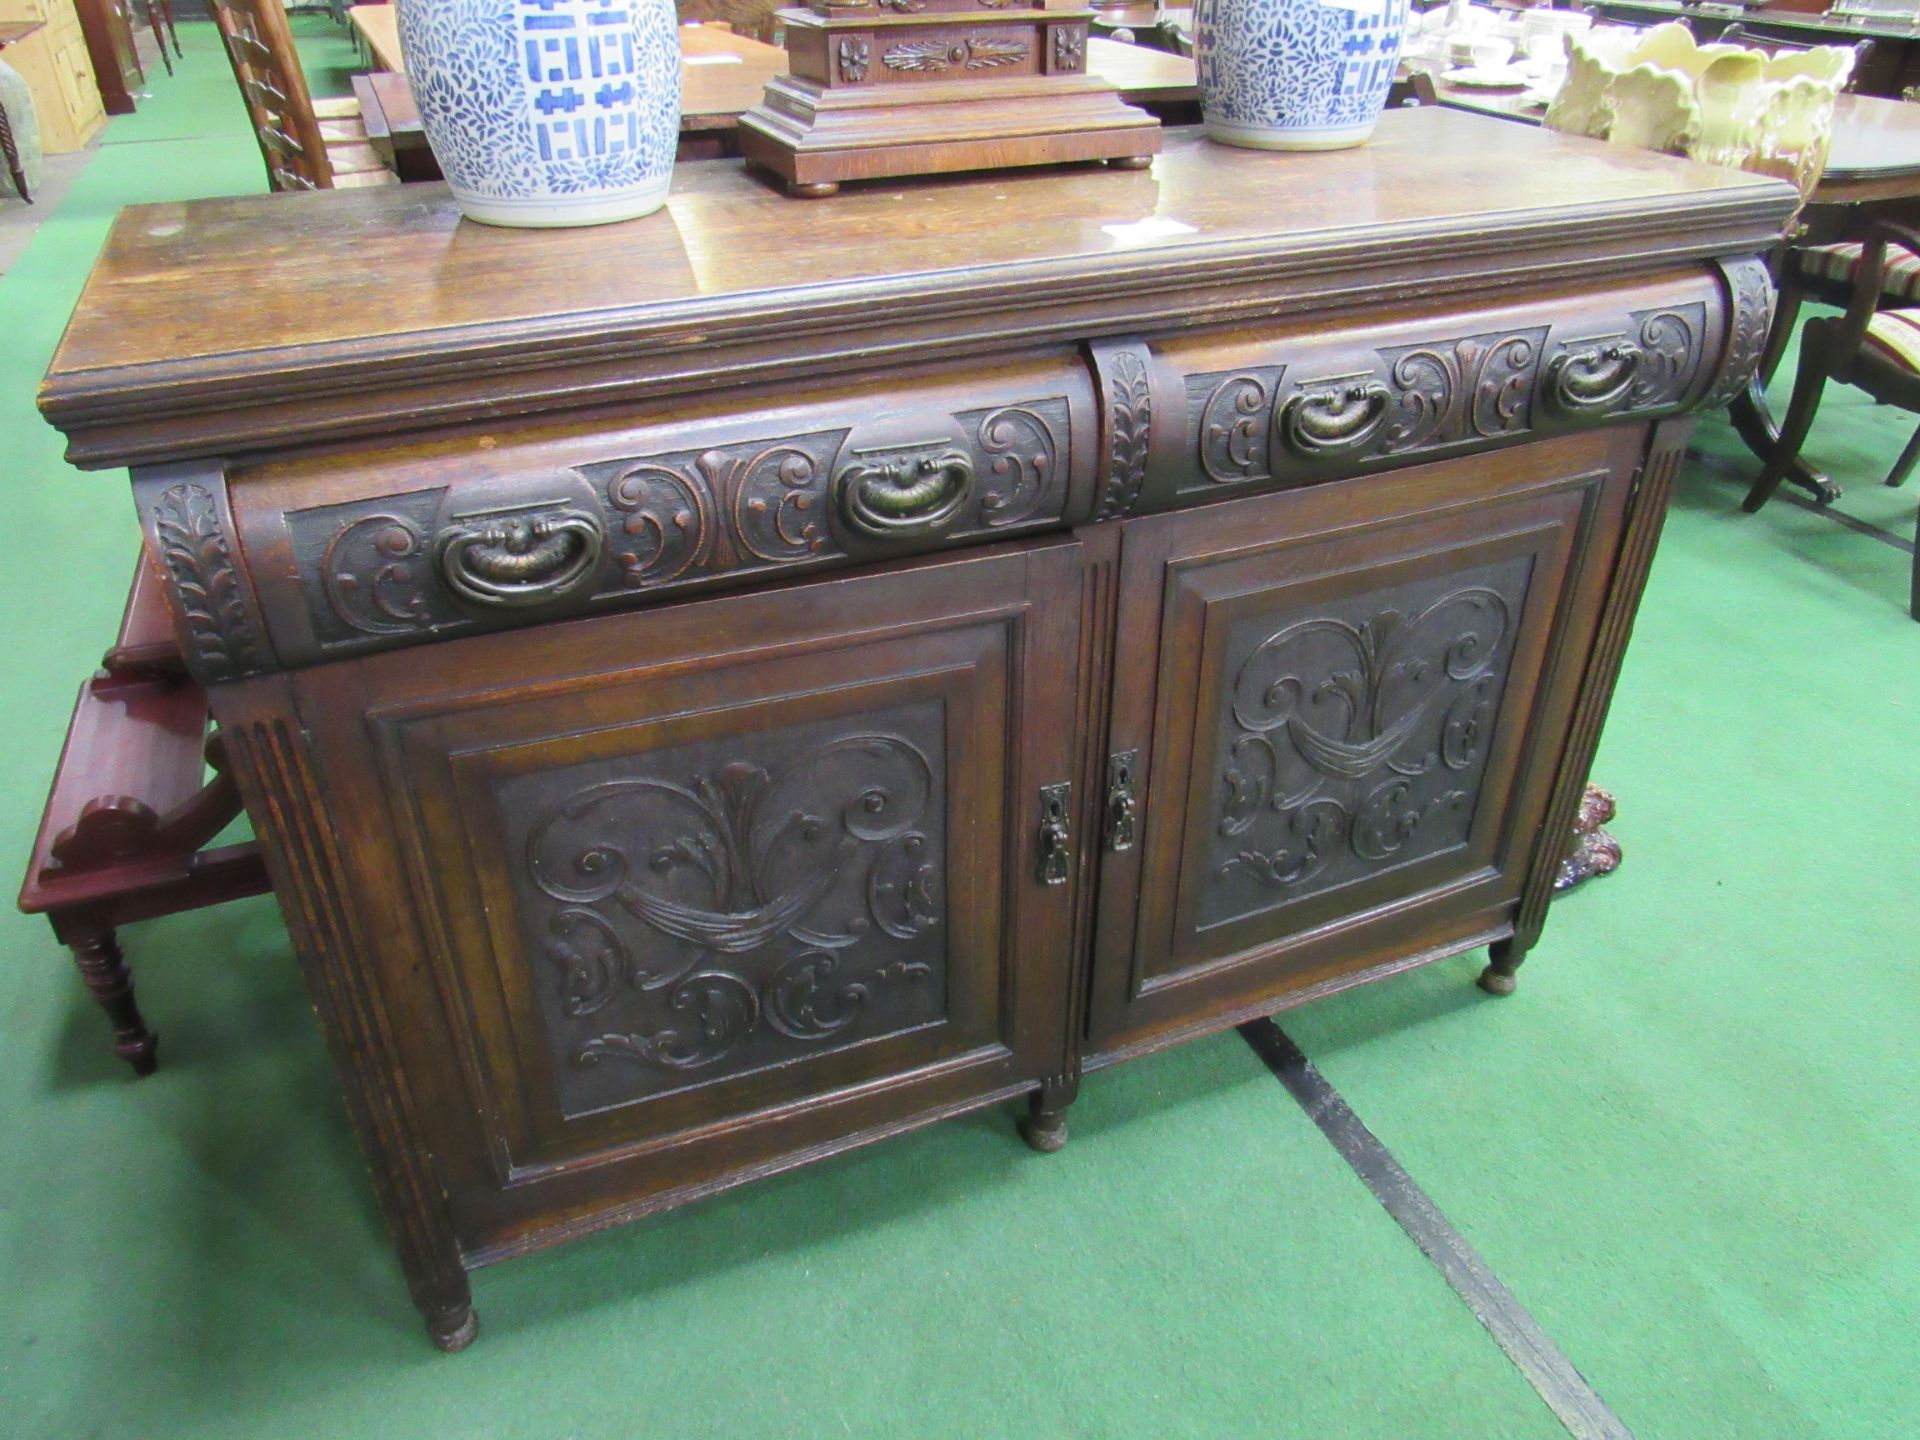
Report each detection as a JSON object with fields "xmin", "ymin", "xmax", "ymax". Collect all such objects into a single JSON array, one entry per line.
[{"xmin": 213, "ymin": 679, "xmax": 474, "ymax": 1347}]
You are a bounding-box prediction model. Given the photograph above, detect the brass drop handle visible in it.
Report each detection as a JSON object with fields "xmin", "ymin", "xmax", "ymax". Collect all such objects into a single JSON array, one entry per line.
[
  {"xmin": 435, "ymin": 510, "xmax": 604, "ymax": 608},
  {"xmin": 834, "ymin": 447, "xmax": 976, "ymax": 540},
  {"xmin": 1545, "ymin": 341, "xmax": 1643, "ymax": 415},
  {"xmin": 1104, "ymin": 750, "xmax": 1138, "ymax": 853},
  {"xmin": 1278, "ymin": 380, "xmax": 1393, "ymax": 457},
  {"xmin": 1037, "ymin": 783, "xmax": 1072, "ymax": 887}
]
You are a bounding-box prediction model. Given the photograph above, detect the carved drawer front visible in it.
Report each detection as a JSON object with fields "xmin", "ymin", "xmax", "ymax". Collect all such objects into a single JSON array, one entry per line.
[
  {"xmin": 233, "ymin": 353, "xmax": 1094, "ymax": 671},
  {"xmin": 1086, "ymin": 270, "xmax": 1724, "ymax": 518},
  {"xmin": 1085, "ymin": 430, "xmax": 1636, "ymax": 1053},
  {"xmin": 302, "ymin": 538, "xmax": 1083, "ymax": 1246}
]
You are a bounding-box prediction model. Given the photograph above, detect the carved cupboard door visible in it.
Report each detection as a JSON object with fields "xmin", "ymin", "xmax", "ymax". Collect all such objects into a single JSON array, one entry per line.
[
  {"xmin": 273, "ymin": 538, "xmax": 1086, "ymax": 1256},
  {"xmin": 1085, "ymin": 430, "xmax": 1641, "ymax": 1055}
]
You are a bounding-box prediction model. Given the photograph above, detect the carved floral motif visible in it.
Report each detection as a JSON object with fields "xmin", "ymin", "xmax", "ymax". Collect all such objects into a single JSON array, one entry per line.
[
  {"xmin": 1053, "ymin": 25, "xmax": 1085, "ymax": 71},
  {"xmin": 838, "ymin": 38, "xmax": 870, "ymax": 83}
]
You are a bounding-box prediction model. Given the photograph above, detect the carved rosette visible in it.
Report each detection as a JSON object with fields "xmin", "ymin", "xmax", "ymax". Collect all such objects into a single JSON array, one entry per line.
[
  {"xmin": 503, "ymin": 708, "xmax": 949, "ymax": 1111},
  {"xmin": 135, "ymin": 469, "xmax": 269, "ymax": 683},
  {"xmin": 1052, "ymin": 24, "xmax": 1085, "ymax": 72},
  {"xmin": 1203, "ymin": 556, "xmax": 1533, "ymax": 927},
  {"xmin": 837, "ymin": 37, "xmax": 870, "ymax": 84},
  {"xmin": 1702, "ymin": 256, "xmax": 1775, "ymax": 410}
]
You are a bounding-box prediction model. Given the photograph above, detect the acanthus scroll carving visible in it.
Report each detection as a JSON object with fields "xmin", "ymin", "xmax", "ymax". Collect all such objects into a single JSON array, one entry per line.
[
  {"xmin": 1181, "ymin": 303, "xmax": 1707, "ymax": 491},
  {"xmin": 516, "ymin": 724, "xmax": 947, "ymax": 1098},
  {"xmin": 964, "ymin": 399, "xmax": 1064, "ymax": 528},
  {"xmin": 1203, "ymin": 557, "xmax": 1532, "ymax": 927},
  {"xmin": 322, "ymin": 513, "xmax": 430, "ymax": 635}
]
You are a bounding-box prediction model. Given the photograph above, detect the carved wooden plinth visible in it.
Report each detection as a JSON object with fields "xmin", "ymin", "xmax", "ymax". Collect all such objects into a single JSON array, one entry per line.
[{"xmin": 738, "ymin": 1, "xmax": 1160, "ymax": 195}]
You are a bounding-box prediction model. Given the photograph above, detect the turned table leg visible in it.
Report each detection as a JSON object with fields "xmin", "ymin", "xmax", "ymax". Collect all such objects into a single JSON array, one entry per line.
[
  {"xmin": 1018, "ymin": 1082, "xmax": 1072, "ymax": 1154},
  {"xmin": 59, "ymin": 922, "xmax": 158, "ymax": 1075}
]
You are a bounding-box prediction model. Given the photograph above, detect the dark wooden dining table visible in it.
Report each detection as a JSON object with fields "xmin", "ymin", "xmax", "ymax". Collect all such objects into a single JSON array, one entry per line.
[{"xmin": 351, "ymin": 26, "xmax": 1202, "ymax": 181}]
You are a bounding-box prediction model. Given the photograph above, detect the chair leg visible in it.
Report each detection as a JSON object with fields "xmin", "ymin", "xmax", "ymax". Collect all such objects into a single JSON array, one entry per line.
[
  {"xmin": 64, "ymin": 924, "xmax": 159, "ymax": 1076},
  {"xmin": 1758, "ymin": 276, "xmax": 1805, "ymax": 388},
  {"xmin": 1745, "ymin": 322, "xmax": 1831, "ymax": 514},
  {"xmin": 145, "ymin": 0, "xmax": 174, "ymax": 76},
  {"xmin": 162, "ymin": 0, "xmax": 182, "ymax": 57},
  {"xmin": 1911, "ymin": 505, "xmax": 1920, "ymax": 621},
  {"xmin": 1887, "ymin": 419, "xmax": 1920, "ymax": 488},
  {"xmin": 0, "ymin": 101, "xmax": 27, "ymax": 204}
]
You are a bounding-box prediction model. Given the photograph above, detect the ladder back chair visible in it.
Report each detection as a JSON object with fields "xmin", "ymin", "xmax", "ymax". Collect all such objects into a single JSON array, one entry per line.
[{"xmin": 207, "ymin": 0, "xmax": 396, "ymax": 191}]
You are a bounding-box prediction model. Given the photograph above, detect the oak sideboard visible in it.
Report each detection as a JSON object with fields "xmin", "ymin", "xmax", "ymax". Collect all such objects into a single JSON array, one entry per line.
[{"xmin": 39, "ymin": 110, "xmax": 1796, "ymax": 1349}]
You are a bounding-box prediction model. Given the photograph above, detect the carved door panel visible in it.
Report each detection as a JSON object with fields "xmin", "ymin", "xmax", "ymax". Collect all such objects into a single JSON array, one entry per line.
[
  {"xmin": 285, "ymin": 539, "xmax": 1084, "ymax": 1251},
  {"xmin": 1085, "ymin": 430, "xmax": 1638, "ymax": 1054}
]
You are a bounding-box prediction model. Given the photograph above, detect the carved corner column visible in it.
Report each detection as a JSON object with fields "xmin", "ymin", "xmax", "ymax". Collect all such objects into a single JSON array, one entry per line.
[
  {"xmin": 215, "ymin": 692, "xmax": 475, "ymax": 1350},
  {"xmin": 1482, "ymin": 416, "xmax": 1690, "ymax": 995}
]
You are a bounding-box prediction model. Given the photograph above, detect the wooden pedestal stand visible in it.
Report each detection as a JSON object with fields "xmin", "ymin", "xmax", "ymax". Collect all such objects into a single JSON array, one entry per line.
[{"xmin": 739, "ymin": 0, "xmax": 1162, "ymax": 197}]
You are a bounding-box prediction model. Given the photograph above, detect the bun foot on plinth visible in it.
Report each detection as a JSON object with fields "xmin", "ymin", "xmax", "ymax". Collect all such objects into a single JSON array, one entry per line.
[
  {"xmin": 1018, "ymin": 1095, "xmax": 1069, "ymax": 1153},
  {"xmin": 426, "ymin": 1304, "xmax": 478, "ymax": 1353},
  {"xmin": 788, "ymin": 180, "xmax": 840, "ymax": 199}
]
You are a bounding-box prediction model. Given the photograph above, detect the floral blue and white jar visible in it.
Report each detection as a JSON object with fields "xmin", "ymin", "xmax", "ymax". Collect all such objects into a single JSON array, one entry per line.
[
  {"xmin": 397, "ymin": 0, "xmax": 681, "ymax": 227},
  {"xmin": 1194, "ymin": 0, "xmax": 1409, "ymax": 151}
]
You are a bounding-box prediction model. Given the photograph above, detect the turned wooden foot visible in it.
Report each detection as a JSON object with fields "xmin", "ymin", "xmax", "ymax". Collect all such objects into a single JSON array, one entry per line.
[
  {"xmin": 67, "ymin": 927, "xmax": 158, "ymax": 1075},
  {"xmin": 425, "ymin": 1303, "xmax": 478, "ymax": 1352},
  {"xmin": 788, "ymin": 180, "xmax": 840, "ymax": 198},
  {"xmin": 1018, "ymin": 1092, "xmax": 1069, "ymax": 1153},
  {"xmin": 1478, "ymin": 936, "xmax": 1526, "ymax": 997}
]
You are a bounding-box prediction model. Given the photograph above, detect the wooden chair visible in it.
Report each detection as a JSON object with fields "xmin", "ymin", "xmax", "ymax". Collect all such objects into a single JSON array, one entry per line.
[
  {"xmin": 1744, "ymin": 220, "xmax": 1920, "ymax": 618},
  {"xmin": 207, "ymin": 0, "xmax": 397, "ymax": 191},
  {"xmin": 143, "ymin": 0, "xmax": 183, "ymax": 77},
  {"xmin": 17, "ymin": 558, "xmax": 273, "ymax": 1075},
  {"xmin": 0, "ymin": 94, "xmax": 27, "ymax": 204}
]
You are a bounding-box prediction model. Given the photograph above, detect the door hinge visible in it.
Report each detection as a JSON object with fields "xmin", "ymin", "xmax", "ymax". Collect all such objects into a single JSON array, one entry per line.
[
  {"xmin": 1104, "ymin": 749, "xmax": 1138, "ymax": 852},
  {"xmin": 1036, "ymin": 782, "xmax": 1072, "ymax": 886}
]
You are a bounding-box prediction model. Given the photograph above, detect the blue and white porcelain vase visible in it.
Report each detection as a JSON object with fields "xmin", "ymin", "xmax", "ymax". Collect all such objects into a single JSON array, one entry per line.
[
  {"xmin": 1194, "ymin": 0, "xmax": 1409, "ymax": 151},
  {"xmin": 397, "ymin": 0, "xmax": 681, "ymax": 228}
]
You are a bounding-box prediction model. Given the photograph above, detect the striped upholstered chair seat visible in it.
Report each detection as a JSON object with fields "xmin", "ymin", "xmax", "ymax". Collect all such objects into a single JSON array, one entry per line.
[
  {"xmin": 1862, "ymin": 307, "xmax": 1920, "ymax": 374},
  {"xmin": 1797, "ymin": 241, "xmax": 1920, "ymax": 303}
]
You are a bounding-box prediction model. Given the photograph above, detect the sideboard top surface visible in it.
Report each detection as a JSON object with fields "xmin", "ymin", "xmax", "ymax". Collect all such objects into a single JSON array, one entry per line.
[{"xmin": 40, "ymin": 111, "xmax": 1795, "ymax": 468}]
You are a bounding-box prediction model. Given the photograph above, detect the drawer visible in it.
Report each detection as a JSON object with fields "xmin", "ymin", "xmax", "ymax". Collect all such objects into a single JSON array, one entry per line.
[
  {"xmin": 1085, "ymin": 267, "xmax": 1729, "ymax": 517},
  {"xmin": 228, "ymin": 351, "xmax": 1097, "ymax": 670}
]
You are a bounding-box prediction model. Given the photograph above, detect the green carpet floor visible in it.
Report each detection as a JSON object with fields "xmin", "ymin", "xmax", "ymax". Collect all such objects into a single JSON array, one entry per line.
[{"xmin": 1, "ymin": 21, "xmax": 1915, "ymax": 1440}]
